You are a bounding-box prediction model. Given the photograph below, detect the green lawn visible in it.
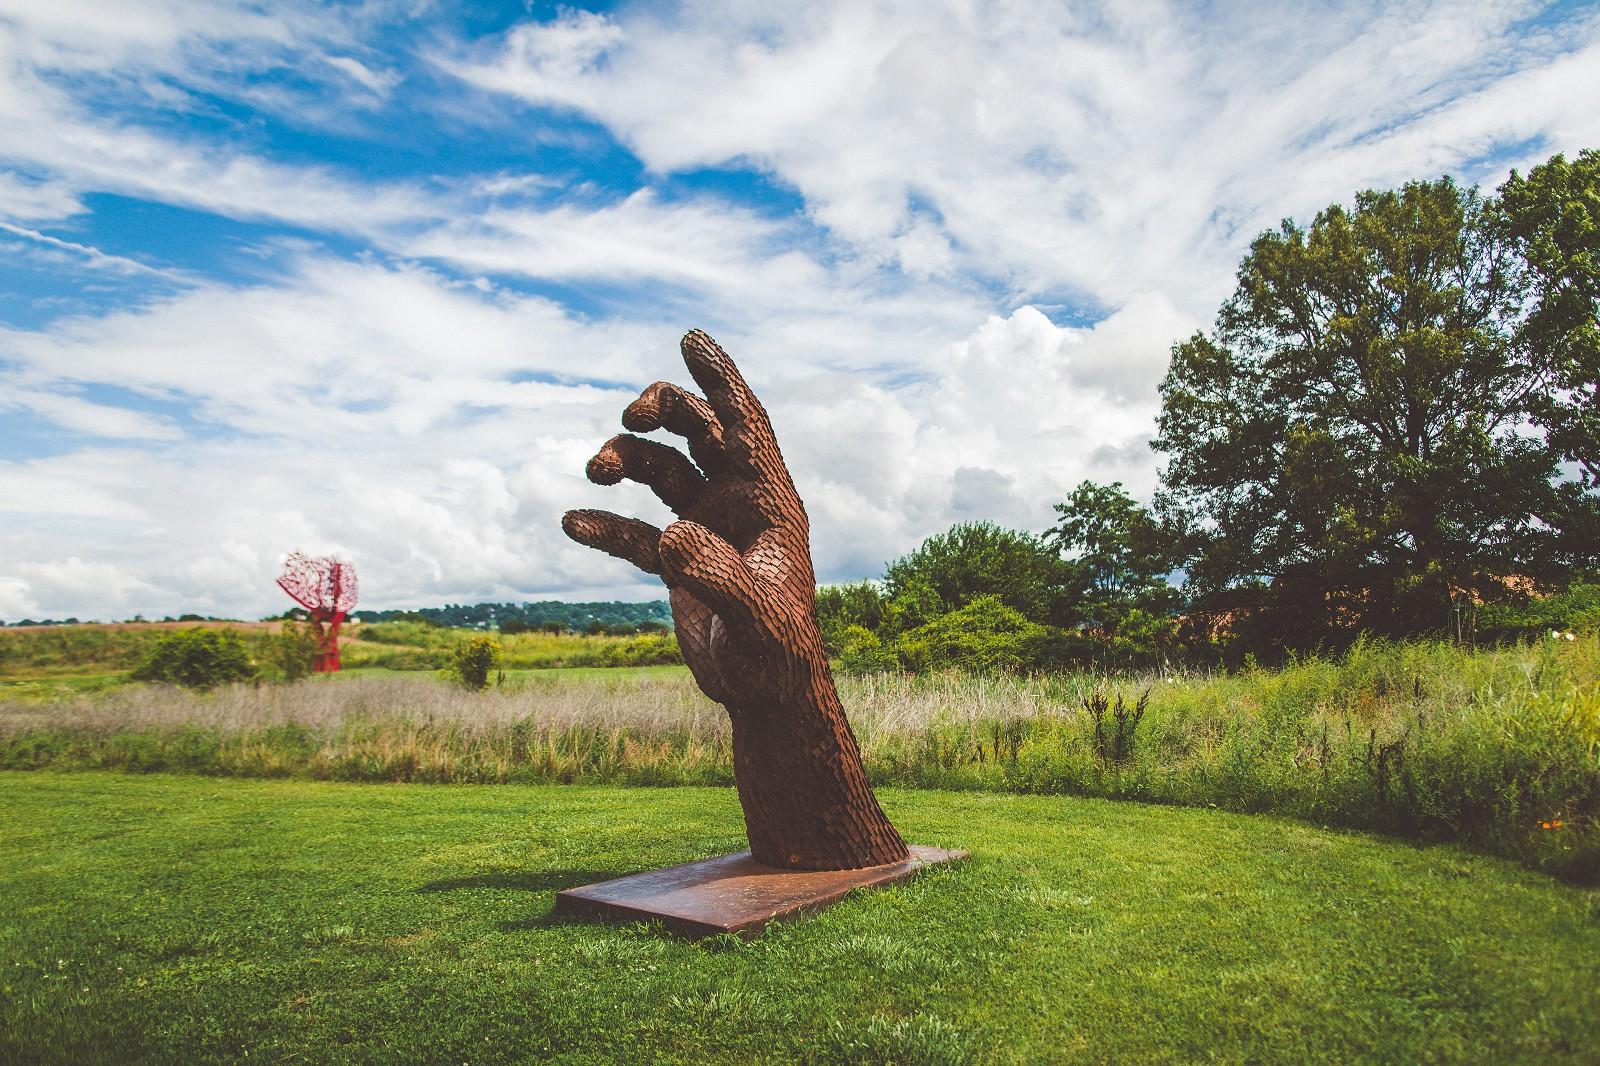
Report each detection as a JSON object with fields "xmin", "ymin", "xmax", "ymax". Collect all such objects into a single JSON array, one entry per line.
[{"xmin": 2, "ymin": 774, "xmax": 1596, "ymax": 1064}]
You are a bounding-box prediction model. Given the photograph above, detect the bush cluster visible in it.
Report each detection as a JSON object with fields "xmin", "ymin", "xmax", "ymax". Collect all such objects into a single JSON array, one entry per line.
[
  {"xmin": 1476, "ymin": 583, "xmax": 1600, "ymax": 642},
  {"xmin": 449, "ymin": 636, "xmax": 503, "ymax": 691},
  {"xmin": 263, "ymin": 621, "xmax": 321, "ymax": 682},
  {"xmin": 819, "ymin": 530, "xmax": 1600, "ymax": 674},
  {"xmin": 129, "ymin": 628, "xmax": 256, "ymax": 689}
]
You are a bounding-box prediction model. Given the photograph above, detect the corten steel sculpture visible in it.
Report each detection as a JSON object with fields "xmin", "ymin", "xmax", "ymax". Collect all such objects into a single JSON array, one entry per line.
[
  {"xmin": 275, "ymin": 552, "xmax": 358, "ymax": 672},
  {"xmin": 563, "ymin": 330, "xmax": 911, "ymax": 872}
]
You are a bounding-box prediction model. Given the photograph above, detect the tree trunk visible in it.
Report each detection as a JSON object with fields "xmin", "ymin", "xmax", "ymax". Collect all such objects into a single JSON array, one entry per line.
[{"xmin": 728, "ymin": 690, "xmax": 909, "ymax": 871}]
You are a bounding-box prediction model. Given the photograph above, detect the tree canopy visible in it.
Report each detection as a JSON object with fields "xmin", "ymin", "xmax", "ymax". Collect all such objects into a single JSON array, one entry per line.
[
  {"xmin": 1045, "ymin": 480, "xmax": 1177, "ymax": 631},
  {"xmin": 1154, "ymin": 169, "xmax": 1597, "ymax": 642},
  {"xmin": 881, "ymin": 521, "xmax": 1065, "ymax": 629},
  {"xmin": 1499, "ymin": 149, "xmax": 1600, "ymax": 489}
]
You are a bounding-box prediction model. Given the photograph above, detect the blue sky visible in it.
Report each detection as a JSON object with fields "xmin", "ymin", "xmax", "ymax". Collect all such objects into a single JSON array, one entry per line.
[{"xmin": 1, "ymin": 0, "xmax": 1598, "ymax": 621}]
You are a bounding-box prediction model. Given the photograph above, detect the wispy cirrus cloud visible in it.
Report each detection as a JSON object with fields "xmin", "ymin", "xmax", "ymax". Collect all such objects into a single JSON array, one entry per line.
[{"xmin": 446, "ymin": 0, "xmax": 1600, "ymax": 312}]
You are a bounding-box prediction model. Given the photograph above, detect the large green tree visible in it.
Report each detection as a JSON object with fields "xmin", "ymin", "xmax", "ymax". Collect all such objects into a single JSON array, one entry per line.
[
  {"xmin": 1499, "ymin": 149, "xmax": 1600, "ymax": 487},
  {"xmin": 1499, "ymin": 150, "xmax": 1600, "ymax": 576},
  {"xmin": 1044, "ymin": 480, "xmax": 1178, "ymax": 631},
  {"xmin": 1155, "ymin": 176, "xmax": 1569, "ymax": 640}
]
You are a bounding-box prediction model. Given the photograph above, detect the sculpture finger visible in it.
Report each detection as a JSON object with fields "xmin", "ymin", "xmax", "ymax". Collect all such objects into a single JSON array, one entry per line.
[
  {"xmin": 658, "ymin": 520, "xmax": 771, "ymax": 636},
  {"xmin": 679, "ymin": 330, "xmax": 790, "ymax": 480},
  {"xmin": 622, "ymin": 381, "xmax": 726, "ymax": 476},
  {"xmin": 585, "ymin": 434, "xmax": 707, "ymax": 514},
  {"xmin": 561, "ymin": 510, "xmax": 663, "ymax": 575}
]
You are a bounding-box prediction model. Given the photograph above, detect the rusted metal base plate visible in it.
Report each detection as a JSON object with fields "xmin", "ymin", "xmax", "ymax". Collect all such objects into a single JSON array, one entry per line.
[{"xmin": 554, "ymin": 844, "xmax": 968, "ymax": 938}]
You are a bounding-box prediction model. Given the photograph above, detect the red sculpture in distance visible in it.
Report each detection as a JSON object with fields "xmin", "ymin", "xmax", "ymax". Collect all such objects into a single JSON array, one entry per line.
[{"xmin": 276, "ymin": 553, "xmax": 358, "ymax": 672}]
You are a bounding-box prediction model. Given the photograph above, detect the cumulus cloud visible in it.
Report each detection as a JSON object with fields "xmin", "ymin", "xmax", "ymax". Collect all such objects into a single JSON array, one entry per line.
[
  {"xmin": 0, "ymin": 576, "xmax": 38, "ymax": 618},
  {"xmin": 1, "ymin": 250, "xmax": 1189, "ymax": 615},
  {"xmin": 15, "ymin": 556, "xmax": 154, "ymax": 618}
]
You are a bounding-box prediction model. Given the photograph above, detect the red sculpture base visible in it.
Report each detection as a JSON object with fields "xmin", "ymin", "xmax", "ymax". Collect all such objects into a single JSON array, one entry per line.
[{"xmin": 554, "ymin": 845, "xmax": 968, "ymax": 939}]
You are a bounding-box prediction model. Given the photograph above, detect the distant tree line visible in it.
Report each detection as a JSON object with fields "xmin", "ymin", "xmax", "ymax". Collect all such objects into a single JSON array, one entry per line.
[
  {"xmin": 0, "ymin": 614, "xmax": 231, "ymax": 627},
  {"xmin": 821, "ymin": 148, "xmax": 1600, "ymax": 668},
  {"xmin": 352, "ymin": 599, "xmax": 672, "ymax": 634}
]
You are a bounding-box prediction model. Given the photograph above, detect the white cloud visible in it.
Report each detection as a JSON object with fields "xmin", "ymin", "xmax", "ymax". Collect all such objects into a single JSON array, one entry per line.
[
  {"xmin": 0, "ymin": 0, "xmax": 436, "ymax": 234},
  {"xmin": 0, "ymin": 220, "xmax": 176, "ymax": 276},
  {"xmin": 0, "ymin": 576, "xmax": 38, "ymax": 618},
  {"xmin": 0, "ymin": 171, "xmax": 82, "ymax": 222},
  {"xmin": 0, "ymin": 451, "xmax": 158, "ymax": 521},
  {"xmin": 0, "ymin": 251, "xmax": 1190, "ymax": 616},
  {"xmin": 4, "ymin": 388, "xmax": 181, "ymax": 439},
  {"xmin": 406, "ymin": 190, "xmax": 817, "ymax": 306},
  {"xmin": 323, "ymin": 54, "xmax": 400, "ymax": 97},
  {"xmin": 448, "ymin": 0, "xmax": 1600, "ymax": 315},
  {"xmin": 16, "ymin": 556, "xmax": 154, "ymax": 615}
]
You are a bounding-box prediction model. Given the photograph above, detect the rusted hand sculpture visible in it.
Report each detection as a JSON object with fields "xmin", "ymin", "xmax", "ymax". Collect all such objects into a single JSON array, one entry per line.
[{"xmin": 563, "ymin": 331, "xmax": 910, "ymax": 871}]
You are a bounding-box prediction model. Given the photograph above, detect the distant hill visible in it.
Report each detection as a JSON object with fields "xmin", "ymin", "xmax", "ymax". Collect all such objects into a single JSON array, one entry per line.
[{"xmin": 353, "ymin": 600, "xmax": 673, "ymax": 632}]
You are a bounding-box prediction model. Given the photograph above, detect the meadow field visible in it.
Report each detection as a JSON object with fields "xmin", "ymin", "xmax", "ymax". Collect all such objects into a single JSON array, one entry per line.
[
  {"xmin": 2, "ymin": 624, "xmax": 1596, "ymax": 882},
  {"xmin": 0, "ymin": 621, "xmax": 680, "ymax": 694}
]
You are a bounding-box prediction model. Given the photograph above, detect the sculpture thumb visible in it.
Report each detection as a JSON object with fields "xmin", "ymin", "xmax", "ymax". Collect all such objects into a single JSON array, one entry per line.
[{"xmin": 658, "ymin": 521, "xmax": 768, "ymax": 635}]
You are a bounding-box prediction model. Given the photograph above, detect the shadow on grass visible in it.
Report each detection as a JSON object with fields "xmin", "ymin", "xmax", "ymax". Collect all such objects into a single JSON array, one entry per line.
[{"xmin": 419, "ymin": 868, "xmax": 633, "ymax": 933}]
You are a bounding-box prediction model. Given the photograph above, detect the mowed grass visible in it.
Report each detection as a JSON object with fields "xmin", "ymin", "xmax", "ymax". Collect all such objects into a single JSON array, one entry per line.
[{"xmin": 2, "ymin": 774, "xmax": 1597, "ymax": 1065}]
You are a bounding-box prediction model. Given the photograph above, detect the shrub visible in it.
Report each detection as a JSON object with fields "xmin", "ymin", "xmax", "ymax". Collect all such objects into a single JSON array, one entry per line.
[
  {"xmin": 129, "ymin": 628, "xmax": 256, "ymax": 689},
  {"xmin": 1478, "ymin": 582, "xmax": 1600, "ymax": 641},
  {"xmin": 262, "ymin": 620, "xmax": 321, "ymax": 682},
  {"xmin": 893, "ymin": 596, "xmax": 1048, "ymax": 672},
  {"xmin": 450, "ymin": 636, "xmax": 503, "ymax": 691},
  {"xmin": 816, "ymin": 581, "xmax": 889, "ymax": 653},
  {"xmin": 1020, "ymin": 626, "xmax": 1095, "ymax": 669},
  {"xmin": 598, "ymin": 632, "xmax": 684, "ymax": 666},
  {"xmin": 836, "ymin": 625, "xmax": 898, "ymax": 673}
]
